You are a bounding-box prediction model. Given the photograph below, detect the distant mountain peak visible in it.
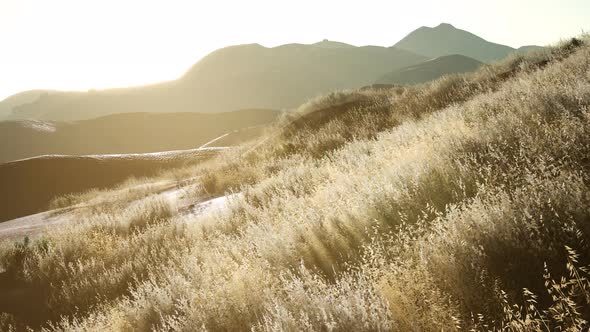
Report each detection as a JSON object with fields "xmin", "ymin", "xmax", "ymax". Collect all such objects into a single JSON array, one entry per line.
[
  {"xmin": 394, "ymin": 23, "xmax": 517, "ymax": 63},
  {"xmin": 312, "ymin": 39, "xmax": 355, "ymax": 48},
  {"xmin": 435, "ymin": 23, "xmax": 456, "ymax": 29}
]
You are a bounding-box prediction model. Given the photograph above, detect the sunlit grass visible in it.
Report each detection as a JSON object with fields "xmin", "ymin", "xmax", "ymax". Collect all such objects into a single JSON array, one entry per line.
[{"xmin": 1, "ymin": 37, "xmax": 589, "ymax": 331}]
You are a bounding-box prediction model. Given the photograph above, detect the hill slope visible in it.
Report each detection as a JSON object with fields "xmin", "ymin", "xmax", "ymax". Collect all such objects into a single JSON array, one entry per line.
[
  {"xmin": 0, "ymin": 37, "xmax": 588, "ymax": 331},
  {"xmin": 0, "ymin": 90, "xmax": 54, "ymax": 120},
  {"xmin": 0, "ymin": 109, "xmax": 279, "ymax": 162},
  {"xmin": 394, "ymin": 23, "xmax": 541, "ymax": 62},
  {"xmin": 0, "ymin": 148, "xmax": 220, "ymax": 222},
  {"xmin": 376, "ymin": 54, "xmax": 483, "ymax": 85},
  {"xmin": 2, "ymin": 44, "xmax": 425, "ymax": 121}
]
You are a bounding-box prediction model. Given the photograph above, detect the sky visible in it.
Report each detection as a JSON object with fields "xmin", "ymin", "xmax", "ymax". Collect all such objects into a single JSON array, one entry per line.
[{"xmin": 1, "ymin": 0, "xmax": 589, "ymax": 100}]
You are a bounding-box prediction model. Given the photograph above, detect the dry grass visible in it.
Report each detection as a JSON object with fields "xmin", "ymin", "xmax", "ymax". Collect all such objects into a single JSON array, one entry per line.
[{"xmin": 1, "ymin": 37, "xmax": 589, "ymax": 331}]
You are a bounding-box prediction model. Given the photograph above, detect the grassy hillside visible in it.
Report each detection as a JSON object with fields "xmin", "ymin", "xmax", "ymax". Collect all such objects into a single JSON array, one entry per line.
[
  {"xmin": 0, "ymin": 109, "xmax": 279, "ymax": 162},
  {"xmin": 2, "ymin": 44, "xmax": 425, "ymax": 121},
  {"xmin": 1, "ymin": 36, "xmax": 589, "ymax": 331},
  {"xmin": 376, "ymin": 54, "xmax": 483, "ymax": 85},
  {"xmin": 0, "ymin": 149, "xmax": 221, "ymax": 222}
]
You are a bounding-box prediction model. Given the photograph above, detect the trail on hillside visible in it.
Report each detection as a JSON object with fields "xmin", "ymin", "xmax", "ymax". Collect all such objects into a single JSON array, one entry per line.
[{"xmin": 0, "ymin": 178, "xmax": 238, "ymax": 241}]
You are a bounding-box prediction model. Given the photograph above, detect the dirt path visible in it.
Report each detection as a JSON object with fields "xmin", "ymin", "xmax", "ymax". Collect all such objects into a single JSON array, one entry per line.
[
  {"xmin": 199, "ymin": 133, "xmax": 231, "ymax": 148},
  {"xmin": 0, "ymin": 180, "xmax": 240, "ymax": 242},
  {"xmin": 0, "ymin": 140, "xmax": 241, "ymax": 242}
]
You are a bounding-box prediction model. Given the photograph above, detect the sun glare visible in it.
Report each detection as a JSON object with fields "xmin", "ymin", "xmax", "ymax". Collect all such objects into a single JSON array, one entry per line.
[{"xmin": 1, "ymin": 0, "xmax": 588, "ymax": 99}]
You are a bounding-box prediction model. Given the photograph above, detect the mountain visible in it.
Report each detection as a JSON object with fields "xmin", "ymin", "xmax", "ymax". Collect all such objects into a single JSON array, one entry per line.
[
  {"xmin": 1, "ymin": 44, "xmax": 426, "ymax": 121},
  {"xmin": 1, "ymin": 24, "xmax": 545, "ymax": 122},
  {"xmin": 394, "ymin": 23, "xmax": 541, "ymax": 63},
  {"xmin": 376, "ymin": 54, "xmax": 483, "ymax": 85},
  {"xmin": 0, "ymin": 109, "xmax": 279, "ymax": 163}
]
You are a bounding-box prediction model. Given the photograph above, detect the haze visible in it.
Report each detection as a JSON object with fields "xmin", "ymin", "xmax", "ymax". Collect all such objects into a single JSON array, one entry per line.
[{"xmin": 1, "ymin": 0, "xmax": 588, "ymax": 100}]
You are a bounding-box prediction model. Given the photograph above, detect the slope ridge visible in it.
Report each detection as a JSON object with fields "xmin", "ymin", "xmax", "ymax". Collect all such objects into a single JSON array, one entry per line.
[{"xmin": 376, "ymin": 54, "xmax": 483, "ymax": 85}]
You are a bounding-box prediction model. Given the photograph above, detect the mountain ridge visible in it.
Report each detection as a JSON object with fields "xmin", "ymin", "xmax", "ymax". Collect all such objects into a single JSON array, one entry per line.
[
  {"xmin": 1, "ymin": 23, "xmax": 543, "ymax": 121},
  {"xmin": 394, "ymin": 22, "xmax": 541, "ymax": 62},
  {"xmin": 376, "ymin": 54, "xmax": 484, "ymax": 85},
  {"xmin": 2, "ymin": 43, "xmax": 426, "ymax": 121}
]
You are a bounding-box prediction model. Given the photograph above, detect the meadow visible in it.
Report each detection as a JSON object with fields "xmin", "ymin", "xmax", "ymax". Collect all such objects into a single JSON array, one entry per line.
[{"xmin": 1, "ymin": 36, "xmax": 589, "ymax": 331}]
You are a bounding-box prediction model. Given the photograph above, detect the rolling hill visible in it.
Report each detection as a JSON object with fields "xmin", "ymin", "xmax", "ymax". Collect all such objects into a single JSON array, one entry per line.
[
  {"xmin": 0, "ymin": 148, "xmax": 220, "ymax": 222},
  {"xmin": 394, "ymin": 23, "xmax": 542, "ymax": 62},
  {"xmin": 0, "ymin": 109, "xmax": 279, "ymax": 163},
  {"xmin": 375, "ymin": 54, "xmax": 484, "ymax": 85}
]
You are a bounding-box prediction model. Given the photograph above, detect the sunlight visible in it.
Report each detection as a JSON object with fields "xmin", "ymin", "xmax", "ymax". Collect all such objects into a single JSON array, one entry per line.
[
  {"xmin": 1, "ymin": 1, "xmax": 590, "ymax": 330},
  {"xmin": 1, "ymin": 0, "xmax": 588, "ymax": 100}
]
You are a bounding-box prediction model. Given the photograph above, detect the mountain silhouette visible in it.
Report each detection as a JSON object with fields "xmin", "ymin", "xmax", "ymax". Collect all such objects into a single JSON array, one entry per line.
[
  {"xmin": 1, "ymin": 44, "xmax": 425, "ymax": 121},
  {"xmin": 0, "ymin": 23, "xmax": 543, "ymax": 121},
  {"xmin": 376, "ymin": 54, "xmax": 483, "ymax": 85},
  {"xmin": 394, "ymin": 23, "xmax": 541, "ymax": 63}
]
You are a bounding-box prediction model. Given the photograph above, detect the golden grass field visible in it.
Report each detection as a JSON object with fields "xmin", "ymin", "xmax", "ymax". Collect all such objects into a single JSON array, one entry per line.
[{"xmin": 1, "ymin": 36, "xmax": 590, "ymax": 331}]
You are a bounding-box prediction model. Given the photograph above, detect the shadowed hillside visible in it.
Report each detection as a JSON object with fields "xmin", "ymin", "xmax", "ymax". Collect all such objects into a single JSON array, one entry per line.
[
  {"xmin": 1, "ymin": 43, "xmax": 425, "ymax": 121},
  {"xmin": 0, "ymin": 109, "xmax": 279, "ymax": 162},
  {"xmin": 0, "ymin": 36, "xmax": 587, "ymax": 331},
  {"xmin": 0, "ymin": 149, "xmax": 220, "ymax": 222},
  {"xmin": 395, "ymin": 23, "xmax": 542, "ymax": 62},
  {"xmin": 376, "ymin": 54, "xmax": 483, "ymax": 85}
]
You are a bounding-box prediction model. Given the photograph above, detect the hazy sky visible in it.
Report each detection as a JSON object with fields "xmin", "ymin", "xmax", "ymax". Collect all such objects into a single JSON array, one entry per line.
[{"xmin": 1, "ymin": 0, "xmax": 589, "ymax": 100}]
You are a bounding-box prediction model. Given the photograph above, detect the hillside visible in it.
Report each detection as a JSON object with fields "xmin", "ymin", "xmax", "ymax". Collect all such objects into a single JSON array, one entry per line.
[
  {"xmin": 376, "ymin": 54, "xmax": 483, "ymax": 85},
  {"xmin": 0, "ymin": 37, "xmax": 589, "ymax": 331},
  {"xmin": 1, "ymin": 44, "xmax": 425, "ymax": 121},
  {"xmin": 394, "ymin": 23, "xmax": 541, "ymax": 62},
  {"xmin": 0, "ymin": 109, "xmax": 278, "ymax": 162},
  {"xmin": 0, "ymin": 90, "xmax": 54, "ymax": 120},
  {"xmin": 0, "ymin": 148, "xmax": 221, "ymax": 223}
]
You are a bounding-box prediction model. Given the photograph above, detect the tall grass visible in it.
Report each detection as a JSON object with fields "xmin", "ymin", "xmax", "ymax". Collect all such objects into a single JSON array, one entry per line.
[{"xmin": 0, "ymin": 37, "xmax": 589, "ymax": 331}]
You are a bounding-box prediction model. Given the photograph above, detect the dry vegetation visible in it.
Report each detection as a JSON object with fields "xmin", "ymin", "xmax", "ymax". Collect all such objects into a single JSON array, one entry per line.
[
  {"xmin": 48, "ymin": 176, "xmax": 173, "ymax": 212},
  {"xmin": 1, "ymin": 37, "xmax": 590, "ymax": 331}
]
